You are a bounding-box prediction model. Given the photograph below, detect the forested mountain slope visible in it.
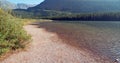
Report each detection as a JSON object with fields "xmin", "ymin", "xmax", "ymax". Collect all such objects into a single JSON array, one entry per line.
[{"xmin": 28, "ymin": 0, "xmax": 120, "ymax": 13}]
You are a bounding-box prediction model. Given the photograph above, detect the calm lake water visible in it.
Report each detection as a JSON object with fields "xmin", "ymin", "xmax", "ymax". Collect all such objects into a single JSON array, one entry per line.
[
  {"xmin": 53, "ymin": 21, "xmax": 120, "ymax": 60},
  {"xmin": 39, "ymin": 21, "xmax": 120, "ymax": 61}
]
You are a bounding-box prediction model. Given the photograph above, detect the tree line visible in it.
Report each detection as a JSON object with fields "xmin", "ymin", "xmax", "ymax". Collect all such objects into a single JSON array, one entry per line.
[{"xmin": 12, "ymin": 9, "xmax": 120, "ymax": 21}]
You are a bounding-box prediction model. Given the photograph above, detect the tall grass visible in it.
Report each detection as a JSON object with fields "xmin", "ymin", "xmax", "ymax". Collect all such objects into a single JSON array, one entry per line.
[{"xmin": 0, "ymin": 9, "xmax": 30, "ymax": 56}]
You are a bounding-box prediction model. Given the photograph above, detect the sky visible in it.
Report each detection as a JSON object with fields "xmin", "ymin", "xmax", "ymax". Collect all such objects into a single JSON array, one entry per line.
[{"xmin": 8, "ymin": 0, "xmax": 44, "ymax": 4}]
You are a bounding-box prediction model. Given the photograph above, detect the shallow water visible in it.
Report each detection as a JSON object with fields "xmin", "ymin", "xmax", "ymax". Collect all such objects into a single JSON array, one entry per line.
[{"xmin": 53, "ymin": 21, "xmax": 120, "ymax": 60}]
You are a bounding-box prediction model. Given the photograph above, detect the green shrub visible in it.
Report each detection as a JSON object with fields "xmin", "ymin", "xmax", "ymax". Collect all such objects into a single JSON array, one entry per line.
[{"xmin": 0, "ymin": 9, "xmax": 30, "ymax": 55}]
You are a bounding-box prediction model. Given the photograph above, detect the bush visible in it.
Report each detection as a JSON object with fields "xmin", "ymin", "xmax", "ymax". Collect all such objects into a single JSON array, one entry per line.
[{"xmin": 0, "ymin": 9, "xmax": 30, "ymax": 55}]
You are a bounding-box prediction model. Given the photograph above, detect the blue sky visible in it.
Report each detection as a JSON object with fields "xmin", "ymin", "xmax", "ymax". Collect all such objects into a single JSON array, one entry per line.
[{"xmin": 8, "ymin": 0, "xmax": 44, "ymax": 4}]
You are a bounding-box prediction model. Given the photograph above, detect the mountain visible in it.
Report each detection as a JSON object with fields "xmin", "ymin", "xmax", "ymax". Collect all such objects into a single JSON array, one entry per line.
[
  {"xmin": 0, "ymin": 0, "xmax": 16, "ymax": 9},
  {"xmin": 16, "ymin": 3, "xmax": 36, "ymax": 9},
  {"xmin": 28, "ymin": 0, "xmax": 120, "ymax": 13},
  {"xmin": 0, "ymin": 0, "xmax": 35, "ymax": 9}
]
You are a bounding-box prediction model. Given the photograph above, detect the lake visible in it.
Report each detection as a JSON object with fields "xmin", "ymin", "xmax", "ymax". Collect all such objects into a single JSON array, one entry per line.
[{"xmin": 39, "ymin": 21, "xmax": 120, "ymax": 61}]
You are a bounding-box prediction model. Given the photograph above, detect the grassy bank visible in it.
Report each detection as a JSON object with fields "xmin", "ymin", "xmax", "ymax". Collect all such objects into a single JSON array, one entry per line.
[{"xmin": 0, "ymin": 9, "xmax": 30, "ymax": 56}]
